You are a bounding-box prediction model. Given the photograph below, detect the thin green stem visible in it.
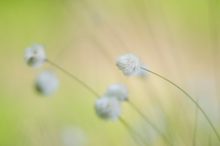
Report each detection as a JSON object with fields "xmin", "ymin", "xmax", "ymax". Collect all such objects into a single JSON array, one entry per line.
[
  {"xmin": 192, "ymin": 100, "xmax": 198, "ymax": 146},
  {"xmin": 141, "ymin": 67, "xmax": 220, "ymax": 142},
  {"xmin": 46, "ymin": 59, "xmax": 99, "ymax": 97},
  {"xmin": 46, "ymin": 59, "xmax": 143, "ymax": 145},
  {"xmin": 128, "ymin": 101, "xmax": 172, "ymax": 146}
]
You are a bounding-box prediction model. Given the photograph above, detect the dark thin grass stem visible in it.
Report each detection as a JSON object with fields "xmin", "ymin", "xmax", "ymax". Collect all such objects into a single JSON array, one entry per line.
[
  {"xmin": 141, "ymin": 67, "xmax": 220, "ymax": 142},
  {"xmin": 46, "ymin": 59, "xmax": 144, "ymax": 145},
  {"xmin": 128, "ymin": 101, "xmax": 172, "ymax": 146},
  {"xmin": 192, "ymin": 100, "xmax": 198, "ymax": 146}
]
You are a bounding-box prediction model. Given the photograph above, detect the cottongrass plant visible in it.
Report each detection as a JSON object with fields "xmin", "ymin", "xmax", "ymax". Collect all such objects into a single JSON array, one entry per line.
[
  {"xmin": 61, "ymin": 0, "xmax": 216, "ymax": 144},
  {"xmin": 46, "ymin": 59, "xmax": 175, "ymax": 145},
  {"xmin": 45, "ymin": 60, "xmax": 147, "ymax": 146},
  {"xmin": 25, "ymin": 45, "xmax": 146, "ymax": 146},
  {"xmin": 116, "ymin": 53, "xmax": 220, "ymax": 142},
  {"xmin": 24, "ymin": 44, "xmax": 181, "ymax": 145},
  {"xmin": 112, "ymin": 53, "xmax": 171, "ymax": 144},
  {"xmin": 25, "ymin": 45, "xmax": 220, "ymax": 145},
  {"xmin": 25, "ymin": 44, "xmax": 59, "ymax": 96}
]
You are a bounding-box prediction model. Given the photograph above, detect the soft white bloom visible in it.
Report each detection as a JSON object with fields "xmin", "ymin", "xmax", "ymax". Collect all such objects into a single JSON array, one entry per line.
[
  {"xmin": 35, "ymin": 70, "xmax": 59, "ymax": 96},
  {"xmin": 24, "ymin": 44, "xmax": 46, "ymax": 68},
  {"xmin": 95, "ymin": 97, "xmax": 121, "ymax": 121},
  {"xmin": 61, "ymin": 127, "xmax": 86, "ymax": 146},
  {"xmin": 116, "ymin": 53, "xmax": 142, "ymax": 76},
  {"xmin": 105, "ymin": 84, "xmax": 128, "ymax": 101}
]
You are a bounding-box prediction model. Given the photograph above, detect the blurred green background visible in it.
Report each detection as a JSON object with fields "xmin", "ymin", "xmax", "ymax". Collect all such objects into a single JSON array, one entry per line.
[{"xmin": 0, "ymin": 0, "xmax": 220, "ymax": 145}]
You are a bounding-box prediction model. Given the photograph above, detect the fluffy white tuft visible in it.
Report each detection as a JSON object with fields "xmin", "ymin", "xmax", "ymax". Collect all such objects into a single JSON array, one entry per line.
[
  {"xmin": 105, "ymin": 84, "xmax": 128, "ymax": 101},
  {"xmin": 116, "ymin": 53, "xmax": 142, "ymax": 76},
  {"xmin": 35, "ymin": 70, "xmax": 59, "ymax": 96},
  {"xmin": 24, "ymin": 44, "xmax": 46, "ymax": 68},
  {"xmin": 95, "ymin": 97, "xmax": 121, "ymax": 121}
]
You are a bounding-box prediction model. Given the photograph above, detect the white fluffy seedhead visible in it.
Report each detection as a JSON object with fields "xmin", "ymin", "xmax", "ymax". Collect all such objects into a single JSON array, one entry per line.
[
  {"xmin": 24, "ymin": 44, "xmax": 46, "ymax": 68},
  {"xmin": 116, "ymin": 53, "xmax": 142, "ymax": 76},
  {"xmin": 35, "ymin": 70, "xmax": 59, "ymax": 96},
  {"xmin": 105, "ymin": 84, "xmax": 128, "ymax": 101},
  {"xmin": 95, "ymin": 97, "xmax": 121, "ymax": 121}
]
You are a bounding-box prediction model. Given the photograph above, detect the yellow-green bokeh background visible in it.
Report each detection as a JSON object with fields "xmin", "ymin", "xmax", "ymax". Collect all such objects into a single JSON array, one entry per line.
[{"xmin": 0, "ymin": 0, "xmax": 220, "ymax": 145}]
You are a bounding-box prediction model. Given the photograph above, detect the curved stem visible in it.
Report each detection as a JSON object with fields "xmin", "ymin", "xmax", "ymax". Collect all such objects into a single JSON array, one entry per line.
[
  {"xmin": 46, "ymin": 59, "xmax": 99, "ymax": 97},
  {"xmin": 128, "ymin": 101, "xmax": 172, "ymax": 146},
  {"xmin": 46, "ymin": 59, "xmax": 143, "ymax": 145},
  {"xmin": 141, "ymin": 67, "xmax": 220, "ymax": 142},
  {"xmin": 192, "ymin": 100, "xmax": 198, "ymax": 146}
]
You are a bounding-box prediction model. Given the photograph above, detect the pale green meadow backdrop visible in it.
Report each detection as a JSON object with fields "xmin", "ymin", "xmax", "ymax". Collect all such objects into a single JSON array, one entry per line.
[{"xmin": 0, "ymin": 0, "xmax": 220, "ymax": 146}]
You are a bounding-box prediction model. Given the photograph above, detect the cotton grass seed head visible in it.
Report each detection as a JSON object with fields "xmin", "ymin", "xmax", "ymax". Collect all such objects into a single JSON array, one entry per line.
[
  {"xmin": 105, "ymin": 84, "xmax": 128, "ymax": 101},
  {"xmin": 95, "ymin": 97, "xmax": 121, "ymax": 121},
  {"xmin": 35, "ymin": 70, "xmax": 59, "ymax": 96},
  {"xmin": 24, "ymin": 44, "xmax": 46, "ymax": 68},
  {"xmin": 116, "ymin": 53, "xmax": 142, "ymax": 76}
]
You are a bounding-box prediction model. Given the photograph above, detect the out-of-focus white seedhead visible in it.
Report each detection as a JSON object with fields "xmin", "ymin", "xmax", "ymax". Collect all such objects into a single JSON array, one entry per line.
[
  {"xmin": 105, "ymin": 84, "xmax": 128, "ymax": 101},
  {"xmin": 95, "ymin": 96, "xmax": 121, "ymax": 121},
  {"xmin": 116, "ymin": 53, "xmax": 145, "ymax": 76},
  {"xmin": 24, "ymin": 44, "xmax": 46, "ymax": 68},
  {"xmin": 35, "ymin": 70, "xmax": 59, "ymax": 96}
]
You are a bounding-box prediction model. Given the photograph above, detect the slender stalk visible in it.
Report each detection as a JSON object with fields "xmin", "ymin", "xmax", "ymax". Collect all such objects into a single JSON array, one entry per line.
[
  {"xmin": 46, "ymin": 59, "xmax": 144, "ymax": 145},
  {"xmin": 128, "ymin": 101, "xmax": 172, "ymax": 146},
  {"xmin": 141, "ymin": 67, "xmax": 220, "ymax": 142},
  {"xmin": 192, "ymin": 100, "xmax": 198, "ymax": 146},
  {"xmin": 46, "ymin": 59, "xmax": 99, "ymax": 97}
]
